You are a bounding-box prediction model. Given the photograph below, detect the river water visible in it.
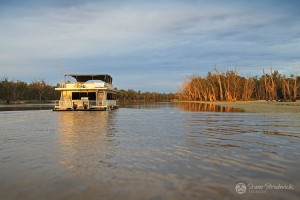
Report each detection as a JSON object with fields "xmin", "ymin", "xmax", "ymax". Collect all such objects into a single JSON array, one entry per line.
[{"xmin": 0, "ymin": 103, "xmax": 299, "ymax": 200}]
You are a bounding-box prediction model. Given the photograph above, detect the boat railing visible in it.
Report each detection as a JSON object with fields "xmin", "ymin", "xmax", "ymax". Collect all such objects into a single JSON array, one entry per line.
[
  {"xmin": 56, "ymin": 82, "xmax": 113, "ymax": 89},
  {"xmin": 59, "ymin": 82, "xmax": 66, "ymax": 88},
  {"xmin": 55, "ymin": 100, "xmax": 102, "ymax": 107},
  {"xmin": 55, "ymin": 99, "xmax": 116, "ymax": 109},
  {"xmin": 55, "ymin": 100, "xmax": 73, "ymax": 108},
  {"xmin": 106, "ymin": 100, "xmax": 117, "ymax": 106},
  {"xmin": 89, "ymin": 100, "xmax": 103, "ymax": 107}
]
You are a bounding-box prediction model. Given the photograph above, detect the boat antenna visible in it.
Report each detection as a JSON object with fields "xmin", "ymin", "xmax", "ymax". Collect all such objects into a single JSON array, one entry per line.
[{"xmin": 59, "ymin": 60, "xmax": 65, "ymax": 84}]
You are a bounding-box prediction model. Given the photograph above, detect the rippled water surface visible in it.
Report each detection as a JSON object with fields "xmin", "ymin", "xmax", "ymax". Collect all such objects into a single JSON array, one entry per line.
[{"xmin": 0, "ymin": 103, "xmax": 299, "ymax": 200}]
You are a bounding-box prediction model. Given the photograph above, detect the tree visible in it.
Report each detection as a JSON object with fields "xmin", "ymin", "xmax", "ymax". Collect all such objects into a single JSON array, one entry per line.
[
  {"xmin": 214, "ymin": 66, "xmax": 224, "ymax": 101},
  {"xmin": 242, "ymin": 77, "xmax": 255, "ymax": 101},
  {"xmin": 263, "ymin": 67, "xmax": 278, "ymax": 101},
  {"xmin": 178, "ymin": 66, "xmax": 300, "ymax": 102},
  {"xmin": 291, "ymin": 68, "xmax": 300, "ymax": 101}
]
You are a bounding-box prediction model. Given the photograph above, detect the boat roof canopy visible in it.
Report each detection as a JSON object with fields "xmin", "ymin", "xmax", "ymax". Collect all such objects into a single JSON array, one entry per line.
[{"xmin": 65, "ymin": 74, "xmax": 113, "ymax": 84}]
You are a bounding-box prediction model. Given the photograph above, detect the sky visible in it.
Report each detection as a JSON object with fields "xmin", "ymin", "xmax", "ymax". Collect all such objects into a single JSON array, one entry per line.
[{"xmin": 0, "ymin": 0, "xmax": 300, "ymax": 92}]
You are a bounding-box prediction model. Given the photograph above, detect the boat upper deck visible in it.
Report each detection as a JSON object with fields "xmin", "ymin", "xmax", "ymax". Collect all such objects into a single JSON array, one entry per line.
[
  {"xmin": 55, "ymin": 82, "xmax": 115, "ymax": 91},
  {"xmin": 66, "ymin": 74, "xmax": 113, "ymax": 84},
  {"xmin": 55, "ymin": 74, "xmax": 115, "ymax": 91}
]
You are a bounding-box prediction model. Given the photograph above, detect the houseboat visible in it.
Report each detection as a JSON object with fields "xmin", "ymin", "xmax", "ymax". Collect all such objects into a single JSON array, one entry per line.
[{"xmin": 53, "ymin": 74, "xmax": 117, "ymax": 111}]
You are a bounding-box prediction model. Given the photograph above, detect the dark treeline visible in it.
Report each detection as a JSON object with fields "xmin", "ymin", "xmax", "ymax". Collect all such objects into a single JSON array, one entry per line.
[
  {"xmin": 0, "ymin": 78, "xmax": 59, "ymax": 103},
  {"xmin": 0, "ymin": 77, "xmax": 176, "ymax": 103},
  {"xmin": 116, "ymin": 89, "xmax": 176, "ymax": 102},
  {"xmin": 178, "ymin": 67, "xmax": 300, "ymax": 102}
]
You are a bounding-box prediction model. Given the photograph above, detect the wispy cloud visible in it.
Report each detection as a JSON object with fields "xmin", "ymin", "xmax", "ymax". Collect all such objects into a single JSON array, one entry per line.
[{"xmin": 0, "ymin": 0, "xmax": 300, "ymax": 91}]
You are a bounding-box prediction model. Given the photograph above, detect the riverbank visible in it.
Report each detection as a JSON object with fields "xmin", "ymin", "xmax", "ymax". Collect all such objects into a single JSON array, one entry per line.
[
  {"xmin": 177, "ymin": 100, "xmax": 300, "ymax": 113},
  {"xmin": 0, "ymin": 100, "xmax": 54, "ymax": 105}
]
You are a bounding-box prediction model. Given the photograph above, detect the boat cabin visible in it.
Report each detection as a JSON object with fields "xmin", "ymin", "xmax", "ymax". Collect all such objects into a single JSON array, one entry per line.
[{"xmin": 53, "ymin": 74, "xmax": 117, "ymax": 111}]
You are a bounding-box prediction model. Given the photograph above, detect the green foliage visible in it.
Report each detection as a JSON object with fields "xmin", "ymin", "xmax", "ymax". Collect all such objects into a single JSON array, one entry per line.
[
  {"xmin": 0, "ymin": 78, "xmax": 60, "ymax": 102},
  {"xmin": 116, "ymin": 89, "xmax": 176, "ymax": 102},
  {"xmin": 0, "ymin": 77, "xmax": 176, "ymax": 103}
]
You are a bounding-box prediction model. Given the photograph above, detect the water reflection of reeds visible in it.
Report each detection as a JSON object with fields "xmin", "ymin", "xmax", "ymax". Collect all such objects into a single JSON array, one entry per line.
[
  {"xmin": 120, "ymin": 102, "xmax": 174, "ymax": 109},
  {"xmin": 177, "ymin": 102, "xmax": 244, "ymax": 112}
]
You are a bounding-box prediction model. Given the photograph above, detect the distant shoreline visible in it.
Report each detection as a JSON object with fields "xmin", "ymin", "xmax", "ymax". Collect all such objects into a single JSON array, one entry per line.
[
  {"xmin": 0, "ymin": 100, "xmax": 54, "ymax": 105},
  {"xmin": 2, "ymin": 100, "xmax": 300, "ymax": 113},
  {"xmin": 176, "ymin": 100, "xmax": 300, "ymax": 113}
]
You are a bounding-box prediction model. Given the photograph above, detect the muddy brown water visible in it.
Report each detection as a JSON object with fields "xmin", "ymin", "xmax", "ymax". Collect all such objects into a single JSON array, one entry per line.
[{"xmin": 0, "ymin": 103, "xmax": 299, "ymax": 199}]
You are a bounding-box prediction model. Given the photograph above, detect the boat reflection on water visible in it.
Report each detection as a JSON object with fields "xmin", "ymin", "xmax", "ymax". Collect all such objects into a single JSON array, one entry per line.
[
  {"xmin": 57, "ymin": 111, "xmax": 118, "ymax": 173},
  {"xmin": 176, "ymin": 102, "xmax": 244, "ymax": 112}
]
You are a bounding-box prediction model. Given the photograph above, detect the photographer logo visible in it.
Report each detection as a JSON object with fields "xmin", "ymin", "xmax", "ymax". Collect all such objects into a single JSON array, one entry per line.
[{"xmin": 235, "ymin": 183, "xmax": 247, "ymax": 194}]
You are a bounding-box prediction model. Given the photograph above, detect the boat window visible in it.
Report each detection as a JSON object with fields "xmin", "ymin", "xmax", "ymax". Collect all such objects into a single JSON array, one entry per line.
[
  {"xmin": 72, "ymin": 92, "xmax": 96, "ymax": 100},
  {"xmin": 107, "ymin": 93, "xmax": 116, "ymax": 100}
]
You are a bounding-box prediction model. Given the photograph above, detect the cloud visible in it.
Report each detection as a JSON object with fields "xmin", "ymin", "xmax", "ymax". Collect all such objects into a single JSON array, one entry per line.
[{"xmin": 0, "ymin": 0, "xmax": 300, "ymax": 91}]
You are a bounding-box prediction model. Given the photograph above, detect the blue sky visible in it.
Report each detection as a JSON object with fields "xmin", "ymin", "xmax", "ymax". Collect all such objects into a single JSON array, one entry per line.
[{"xmin": 0, "ymin": 0, "xmax": 300, "ymax": 92}]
